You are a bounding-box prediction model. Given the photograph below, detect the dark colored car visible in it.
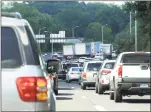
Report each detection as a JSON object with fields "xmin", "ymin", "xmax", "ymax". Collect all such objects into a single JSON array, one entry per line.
[{"xmin": 46, "ymin": 58, "xmax": 62, "ymax": 95}]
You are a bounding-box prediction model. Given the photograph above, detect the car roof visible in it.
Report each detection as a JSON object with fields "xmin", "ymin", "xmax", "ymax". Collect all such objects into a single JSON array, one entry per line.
[
  {"xmin": 70, "ymin": 67, "xmax": 81, "ymax": 69},
  {"xmin": 120, "ymin": 52, "xmax": 150, "ymax": 55},
  {"xmin": 2, "ymin": 17, "xmax": 29, "ymax": 26},
  {"xmin": 87, "ymin": 61, "xmax": 103, "ymax": 63},
  {"xmin": 71, "ymin": 63, "xmax": 79, "ymax": 64},
  {"xmin": 104, "ymin": 60, "xmax": 115, "ymax": 63},
  {"xmin": 79, "ymin": 57, "xmax": 87, "ymax": 58}
]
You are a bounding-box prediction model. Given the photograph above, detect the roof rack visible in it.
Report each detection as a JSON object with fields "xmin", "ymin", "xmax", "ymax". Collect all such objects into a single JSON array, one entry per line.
[{"xmin": 2, "ymin": 12, "xmax": 22, "ymax": 19}]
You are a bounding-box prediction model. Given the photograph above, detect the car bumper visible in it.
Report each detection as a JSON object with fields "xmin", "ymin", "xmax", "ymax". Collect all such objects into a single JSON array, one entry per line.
[
  {"xmin": 69, "ymin": 77, "xmax": 79, "ymax": 80},
  {"xmin": 118, "ymin": 83, "xmax": 151, "ymax": 95},
  {"xmin": 83, "ymin": 81, "xmax": 95, "ymax": 87},
  {"xmin": 58, "ymin": 74, "xmax": 66, "ymax": 79}
]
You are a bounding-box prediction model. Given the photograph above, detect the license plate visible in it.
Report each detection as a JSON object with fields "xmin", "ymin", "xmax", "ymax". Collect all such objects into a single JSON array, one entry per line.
[{"xmin": 140, "ymin": 84, "xmax": 148, "ymax": 87}]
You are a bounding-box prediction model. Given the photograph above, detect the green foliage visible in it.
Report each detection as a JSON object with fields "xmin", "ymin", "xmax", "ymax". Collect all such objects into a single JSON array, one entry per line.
[
  {"xmin": 2, "ymin": 1, "xmax": 150, "ymax": 52},
  {"xmin": 115, "ymin": 1, "xmax": 150, "ymax": 52}
]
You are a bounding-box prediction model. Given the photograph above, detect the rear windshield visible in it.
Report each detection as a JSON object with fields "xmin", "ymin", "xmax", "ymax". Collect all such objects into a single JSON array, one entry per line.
[
  {"xmin": 72, "ymin": 68, "xmax": 80, "ymax": 71},
  {"xmin": 122, "ymin": 54, "xmax": 150, "ymax": 63},
  {"xmin": 2, "ymin": 27, "xmax": 23, "ymax": 68},
  {"xmin": 86, "ymin": 58, "xmax": 92, "ymax": 60},
  {"xmin": 104, "ymin": 62, "xmax": 115, "ymax": 69},
  {"xmin": 71, "ymin": 64, "xmax": 79, "ymax": 67},
  {"xmin": 80, "ymin": 58, "xmax": 85, "ymax": 59},
  {"xmin": 87, "ymin": 63, "xmax": 102, "ymax": 72}
]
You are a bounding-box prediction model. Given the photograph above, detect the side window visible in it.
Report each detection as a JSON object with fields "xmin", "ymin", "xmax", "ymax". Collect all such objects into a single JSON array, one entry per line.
[
  {"xmin": 104, "ymin": 62, "xmax": 115, "ymax": 69},
  {"xmin": 1, "ymin": 27, "xmax": 23, "ymax": 68},
  {"xmin": 25, "ymin": 26, "xmax": 40, "ymax": 65}
]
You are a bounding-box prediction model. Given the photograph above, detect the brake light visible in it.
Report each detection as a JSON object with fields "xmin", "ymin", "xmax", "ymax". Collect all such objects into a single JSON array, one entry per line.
[
  {"xmin": 118, "ymin": 65, "xmax": 122, "ymax": 77},
  {"xmin": 82, "ymin": 73, "xmax": 87, "ymax": 78},
  {"xmin": 101, "ymin": 69, "xmax": 111, "ymax": 75},
  {"xmin": 16, "ymin": 77, "xmax": 47, "ymax": 102},
  {"xmin": 101, "ymin": 80, "xmax": 104, "ymax": 84}
]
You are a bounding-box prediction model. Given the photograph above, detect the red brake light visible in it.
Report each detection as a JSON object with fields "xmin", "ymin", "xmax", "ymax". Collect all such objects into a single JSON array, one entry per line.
[
  {"xmin": 16, "ymin": 77, "xmax": 47, "ymax": 102},
  {"xmin": 101, "ymin": 69, "xmax": 111, "ymax": 75},
  {"xmin": 101, "ymin": 80, "xmax": 104, "ymax": 84},
  {"xmin": 118, "ymin": 65, "xmax": 122, "ymax": 77}
]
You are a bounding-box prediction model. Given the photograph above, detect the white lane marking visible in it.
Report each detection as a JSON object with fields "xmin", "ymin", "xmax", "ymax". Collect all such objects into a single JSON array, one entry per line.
[
  {"xmin": 93, "ymin": 105, "xmax": 106, "ymax": 111},
  {"xmin": 75, "ymin": 90, "xmax": 79, "ymax": 93},
  {"xmin": 71, "ymin": 87, "xmax": 75, "ymax": 89},
  {"xmin": 93, "ymin": 93, "xmax": 96, "ymax": 95},
  {"xmin": 82, "ymin": 96, "xmax": 87, "ymax": 99}
]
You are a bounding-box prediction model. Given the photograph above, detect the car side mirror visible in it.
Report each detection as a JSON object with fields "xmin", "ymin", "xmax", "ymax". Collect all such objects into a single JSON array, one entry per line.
[{"xmin": 46, "ymin": 60, "xmax": 59, "ymax": 73}]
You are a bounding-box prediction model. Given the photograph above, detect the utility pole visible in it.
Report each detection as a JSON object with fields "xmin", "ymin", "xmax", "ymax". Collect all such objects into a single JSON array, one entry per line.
[
  {"xmin": 38, "ymin": 27, "xmax": 45, "ymax": 50},
  {"xmin": 130, "ymin": 11, "xmax": 132, "ymax": 42},
  {"xmin": 72, "ymin": 26, "xmax": 79, "ymax": 38},
  {"xmin": 44, "ymin": 30, "xmax": 53, "ymax": 54},
  {"xmin": 135, "ymin": 11, "xmax": 137, "ymax": 52},
  {"xmin": 102, "ymin": 26, "xmax": 104, "ymax": 44},
  {"xmin": 72, "ymin": 27, "xmax": 74, "ymax": 38},
  {"xmin": 102, "ymin": 24, "xmax": 108, "ymax": 44}
]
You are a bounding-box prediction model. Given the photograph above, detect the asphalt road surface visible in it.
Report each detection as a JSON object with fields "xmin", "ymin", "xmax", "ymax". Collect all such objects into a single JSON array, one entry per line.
[{"xmin": 56, "ymin": 79, "xmax": 151, "ymax": 111}]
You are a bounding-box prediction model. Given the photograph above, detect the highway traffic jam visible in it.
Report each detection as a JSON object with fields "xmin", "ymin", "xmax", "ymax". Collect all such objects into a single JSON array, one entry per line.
[
  {"xmin": 42, "ymin": 51, "xmax": 151, "ymax": 111},
  {"xmin": 1, "ymin": 10, "xmax": 151, "ymax": 112}
]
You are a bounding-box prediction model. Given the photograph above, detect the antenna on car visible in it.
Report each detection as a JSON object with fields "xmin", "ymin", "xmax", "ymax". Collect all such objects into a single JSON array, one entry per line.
[{"xmin": 1, "ymin": 12, "xmax": 22, "ymax": 19}]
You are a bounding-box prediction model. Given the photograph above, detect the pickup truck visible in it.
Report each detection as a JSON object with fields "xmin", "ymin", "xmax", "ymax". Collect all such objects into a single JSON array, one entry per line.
[{"xmin": 109, "ymin": 52, "xmax": 150, "ymax": 102}]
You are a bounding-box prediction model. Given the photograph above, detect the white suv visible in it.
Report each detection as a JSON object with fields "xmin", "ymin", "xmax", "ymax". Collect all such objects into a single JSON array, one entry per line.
[
  {"xmin": 80, "ymin": 61, "xmax": 103, "ymax": 90},
  {"xmin": 1, "ymin": 12, "xmax": 55, "ymax": 111},
  {"xmin": 95, "ymin": 60, "xmax": 115, "ymax": 94}
]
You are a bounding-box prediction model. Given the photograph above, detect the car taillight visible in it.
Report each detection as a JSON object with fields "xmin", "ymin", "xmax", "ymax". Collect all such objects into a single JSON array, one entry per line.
[
  {"xmin": 82, "ymin": 73, "xmax": 87, "ymax": 78},
  {"xmin": 101, "ymin": 80, "xmax": 104, "ymax": 84},
  {"xmin": 118, "ymin": 65, "xmax": 122, "ymax": 77},
  {"xmin": 101, "ymin": 69, "xmax": 111, "ymax": 75},
  {"xmin": 16, "ymin": 77, "xmax": 47, "ymax": 102}
]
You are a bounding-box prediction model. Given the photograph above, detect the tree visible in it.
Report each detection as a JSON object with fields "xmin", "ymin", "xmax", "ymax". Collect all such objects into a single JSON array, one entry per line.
[{"xmin": 84, "ymin": 22, "xmax": 113, "ymax": 43}]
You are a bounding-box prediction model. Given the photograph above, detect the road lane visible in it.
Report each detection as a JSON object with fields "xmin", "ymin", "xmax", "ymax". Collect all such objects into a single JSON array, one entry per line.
[
  {"xmin": 56, "ymin": 80, "xmax": 151, "ymax": 111},
  {"xmin": 56, "ymin": 80, "xmax": 98, "ymax": 111}
]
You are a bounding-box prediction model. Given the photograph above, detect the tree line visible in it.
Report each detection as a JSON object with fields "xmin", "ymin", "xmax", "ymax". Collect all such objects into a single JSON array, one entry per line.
[{"xmin": 2, "ymin": 1, "xmax": 150, "ymax": 52}]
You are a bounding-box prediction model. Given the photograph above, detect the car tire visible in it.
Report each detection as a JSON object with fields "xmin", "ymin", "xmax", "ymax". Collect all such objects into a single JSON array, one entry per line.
[
  {"xmin": 66, "ymin": 80, "xmax": 68, "ymax": 83},
  {"xmin": 68, "ymin": 80, "xmax": 71, "ymax": 83},
  {"xmin": 78, "ymin": 80, "xmax": 81, "ymax": 85},
  {"xmin": 81, "ymin": 82, "xmax": 86, "ymax": 90},
  {"xmin": 114, "ymin": 89, "xmax": 122, "ymax": 102},
  {"xmin": 95, "ymin": 83, "xmax": 98, "ymax": 93},
  {"xmin": 54, "ymin": 89, "xmax": 58, "ymax": 95},
  {"xmin": 98, "ymin": 83, "xmax": 104, "ymax": 94},
  {"xmin": 110, "ymin": 92, "xmax": 114, "ymax": 100}
]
